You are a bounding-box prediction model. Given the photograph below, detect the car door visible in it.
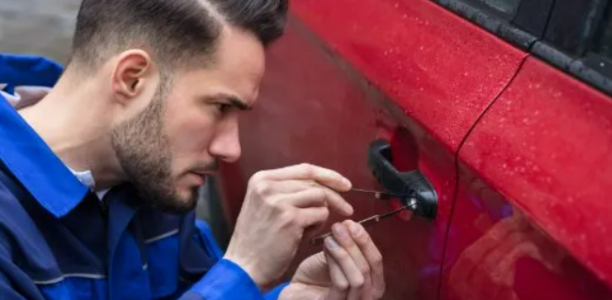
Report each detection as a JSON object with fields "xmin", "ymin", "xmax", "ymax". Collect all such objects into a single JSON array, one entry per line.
[
  {"xmin": 442, "ymin": 0, "xmax": 612, "ymax": 299},
  {"xmin": 216, "ymin": 0, "xmax": 526, "ymax": 298}
]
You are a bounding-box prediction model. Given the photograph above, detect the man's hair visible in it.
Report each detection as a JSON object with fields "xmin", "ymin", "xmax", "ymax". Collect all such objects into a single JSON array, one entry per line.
[{"xmin": 70, "ymin": 0, "xmax": 288, "ymax": 70}]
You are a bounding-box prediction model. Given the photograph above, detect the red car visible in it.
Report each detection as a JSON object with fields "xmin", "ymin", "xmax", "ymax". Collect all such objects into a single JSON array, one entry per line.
[{"xmin": 203, "ymin": 0, "xmax": 612, "ymax": 298}]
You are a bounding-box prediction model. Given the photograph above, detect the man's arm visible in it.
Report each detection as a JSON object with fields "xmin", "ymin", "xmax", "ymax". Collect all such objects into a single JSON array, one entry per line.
[
  {"xmin": 0, "ymin": 258, "xmax": 36, "ymax": 300},
  {"xmin": 179, "ymin": 259, "xmax": 266, "ymax": 300},
  {"xmin": 176, "ymin": 220, "xmax": 287, "ymax": 300},
  {"xmin": 0, "ymin": 229, "xmax": 44, "ymax": 300},
  {"xmin": 0, "ymin": 54, "xmax": 61, "ymax": 110},
  {"xmin": 172, "ymin": 163, "xmax": 353, "ymax": 300}
]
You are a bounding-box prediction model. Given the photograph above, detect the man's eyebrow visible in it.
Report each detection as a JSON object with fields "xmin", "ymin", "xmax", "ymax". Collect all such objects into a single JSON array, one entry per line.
[
  {"xmin": 206, "ymin": 94, "xmax": 252, "ymax": 111},
  {"xmin": 227, "ymin": 96, "xmax": 252, "ymax": 111}
]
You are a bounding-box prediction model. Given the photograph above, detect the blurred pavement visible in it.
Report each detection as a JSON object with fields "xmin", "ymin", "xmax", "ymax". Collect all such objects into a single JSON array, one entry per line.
[{"xmin": 0, "ymin": 0, "xmax": 80, "ymax": 63}]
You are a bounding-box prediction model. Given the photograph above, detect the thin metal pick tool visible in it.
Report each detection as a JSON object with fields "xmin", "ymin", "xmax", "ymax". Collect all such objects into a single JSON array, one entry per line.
[
  {"xmin": 309, "ymin": 198, "xmax": 417, "ymax": 246},
  {"xmin": 348, "ymin": 188, "xmax": 408, "ymax": 200}
]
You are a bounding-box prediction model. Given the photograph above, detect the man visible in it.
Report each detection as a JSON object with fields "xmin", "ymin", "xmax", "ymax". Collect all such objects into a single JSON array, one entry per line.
[{"xmin": 0, "ymin": 0, "xmax": 385, "ymax": 300}]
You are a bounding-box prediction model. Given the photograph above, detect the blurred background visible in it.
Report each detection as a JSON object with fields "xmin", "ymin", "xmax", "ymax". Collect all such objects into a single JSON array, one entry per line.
[{"xmin": 0, "ymin": 0, "xmax": 79, "ymax": 63}]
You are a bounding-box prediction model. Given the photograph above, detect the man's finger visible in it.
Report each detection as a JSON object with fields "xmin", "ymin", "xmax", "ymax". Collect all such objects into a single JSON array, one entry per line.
[
  {"xmin": 282, "ymin": 188, "xmax": 327, "ymax": 208},
  {"xmin": 282, "ymin": 187, "xmax": 353, "ymax": 216},
  {"xmin": 265, "ymin": 180, "xmax": 317, "ymax": 194},
  {"xmin": 324, "ymin": 237, "xmax": 365, "ymax": 298},
  {"xmin": 332, "ymin": 222, "xmax": 373, "ymax": 299},
  {"xmin": 354, "ymin": 273, "xmax": 373, "ymax": 300},
  {"xmin": 346, "ymin": 221, "xmax": 385, "ymax": 299},
  {"xmin": 259, "ymin": 164, "xmax": 352, "ymax": 192},
  {"xmin": 297, "ymin": 206, "xmax": 330, "ymax": 229},
  {"xmin": 324, "ymin": 249, "xmax": 349, "ymax": 300},
  {"xmin": 14, "ymin": 86, "xmax": 50, "ymax": 109},
  {"xmin": 323, "ymin": 188, "xmax": 353, "ymax": 216}
]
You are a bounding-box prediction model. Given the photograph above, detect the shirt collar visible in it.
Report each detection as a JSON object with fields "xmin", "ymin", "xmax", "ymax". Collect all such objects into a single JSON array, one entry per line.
[
  {"xmin": 69, "ymin": 168, "xmax": 111, "ymax": 200},
  {"xmin": 71, "ymin": 169, "xmax": 96, "ymax": 189},
  {"xmin": 0, "ymin": 94, "xmax": 89, "ymax": 218}
]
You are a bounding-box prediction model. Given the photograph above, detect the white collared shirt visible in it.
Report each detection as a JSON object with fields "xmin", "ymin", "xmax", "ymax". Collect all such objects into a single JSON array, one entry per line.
[{"xmin": 70, "ymin": 169, "xmax": 111, "ymax": 200}]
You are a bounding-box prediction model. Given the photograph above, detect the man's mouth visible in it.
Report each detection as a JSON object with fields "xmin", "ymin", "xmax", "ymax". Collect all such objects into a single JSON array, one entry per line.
[
  {"xmin": 187, "ymin": 172, "xmax": 208, "ymax": 186},
  {"xmin": 188, "ymin": 162, "xmax": 218, "ymax": 184},
  {"xmin": 192, "ymin": 169, "xmax": 216, "ymax": 177},
  {"xmin": 194, "ymin": 161, "xmax": 219, "ymax": 174}
]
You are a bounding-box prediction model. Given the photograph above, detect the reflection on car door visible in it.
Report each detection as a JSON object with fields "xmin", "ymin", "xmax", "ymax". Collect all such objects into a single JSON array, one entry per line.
[
  {"xmin": 443, "ymin": 1, "xmax": 612, "ymax": 298},
  {"xmin": 218, "ymin": 0, "xmax": 526, "ymax": 298}
]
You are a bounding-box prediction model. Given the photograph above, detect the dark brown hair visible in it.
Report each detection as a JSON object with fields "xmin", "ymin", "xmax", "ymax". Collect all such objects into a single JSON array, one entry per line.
[{"xmin": 70, "ymin": 0, "xmax": 288, "ymax": 70}]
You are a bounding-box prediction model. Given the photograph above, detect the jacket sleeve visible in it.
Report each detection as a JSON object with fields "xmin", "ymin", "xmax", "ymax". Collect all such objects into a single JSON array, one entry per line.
[
  {"xmin": 0, "ymin": 228, "xmax": 42, "ymax": 300},
  {"xmin": 0, "ymin": 54, "xmax": 62, "ymax": 109},
  {"xmin": 0, "ymin": 54, "xmax": 63, "ymax": 89},
  {"xmin": 179, "ymin": 259, "xmax": 265, "ymax": 300},
  {"xmin": 0, "ymin": 256, "xmax": 35, "ymax": 300},
  {"xmin": 176, "ymin": 221, "xmax": 288, "ymax": 300},
  {"xmin": 264, "ymin": 282, "xmax": 290, "ymax": 300}
]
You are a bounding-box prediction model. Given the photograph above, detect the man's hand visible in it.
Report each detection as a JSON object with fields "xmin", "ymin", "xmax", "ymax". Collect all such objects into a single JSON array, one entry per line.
[
  {"xmin": 279, "ymin": 220, "xmax": 385, "ymax": 300},
  {"xmin": 223, "ymin": 164, "xmax": 354, "ymax": 288},
  {"xmin": 3, "ymin": 85, "xmax": 50, "ymax": 109}
]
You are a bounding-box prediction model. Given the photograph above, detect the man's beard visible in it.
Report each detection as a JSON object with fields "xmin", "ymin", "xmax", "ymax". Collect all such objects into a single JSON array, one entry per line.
[{"xmin": 110, "ymin": 86, "xmax": 198, "ymax": 214}]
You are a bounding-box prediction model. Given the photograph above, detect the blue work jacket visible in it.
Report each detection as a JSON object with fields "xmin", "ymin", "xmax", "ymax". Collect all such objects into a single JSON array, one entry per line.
[{"xmin": 0, "ymin": 54, "xmax": 287, "ymax": 299}]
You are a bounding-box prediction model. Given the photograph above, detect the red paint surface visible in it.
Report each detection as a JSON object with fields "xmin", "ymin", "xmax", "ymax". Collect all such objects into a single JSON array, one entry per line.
[
  {"xmin": 445, "ymin": 57, "xmax": 612, "ymax": 299},
  {"xmin": 220, "ymin": 22, "xmax": 457, "ymax": 298},
  {"xmin": 218, "ymin": 0, "xmax": 526, "ymax": 298},
  {"xmin": 291, "ymin": 0, "xmax": 526, "ymax": 150},
  {"xmin": 443, "ymin": 175, "xmax": 612, "ymax": 300}
]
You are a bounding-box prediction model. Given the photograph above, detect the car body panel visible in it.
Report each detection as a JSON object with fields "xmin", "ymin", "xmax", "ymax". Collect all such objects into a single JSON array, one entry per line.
[
  {"xmin": 218, "ymin": 0, "xmax": 526, "ymax": 297},
  {"xmin": 290, "ymin": 0, "xmax": 527, "ymax": 150},
  {"xmin": 444, "ymin": 57, "xmax": 612, "ymax": 299}
]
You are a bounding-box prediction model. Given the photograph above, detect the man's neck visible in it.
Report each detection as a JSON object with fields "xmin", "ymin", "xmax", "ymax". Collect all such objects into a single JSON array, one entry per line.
[{"xmin": 17, "ymin": 76, "xmax": 126, "ymax": 191}]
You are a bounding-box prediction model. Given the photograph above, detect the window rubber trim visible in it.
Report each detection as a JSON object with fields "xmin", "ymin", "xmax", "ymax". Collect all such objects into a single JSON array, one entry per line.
[{"xmin": 432, "ymin": 0, "xmax": 612, "ymax": 97}]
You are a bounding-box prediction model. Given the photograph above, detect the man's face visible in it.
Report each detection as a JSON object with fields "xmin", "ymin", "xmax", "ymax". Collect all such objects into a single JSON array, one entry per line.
[{"xmin": 111, "ymin": 27, "xmax": 265, "ymax": 213}]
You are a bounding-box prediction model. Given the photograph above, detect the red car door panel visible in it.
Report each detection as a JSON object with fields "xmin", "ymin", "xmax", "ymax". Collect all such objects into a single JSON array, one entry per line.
[
  {"xmin": 291, "ymin": 0, "xmax": 528, "ymax": 150},
  {"xmin": 218, "ymin": 0, "xmax": 526, "ymax": 298},
  {"xmin": 444, "ymin": 57, "xmax": 612, "ymax": 300}
]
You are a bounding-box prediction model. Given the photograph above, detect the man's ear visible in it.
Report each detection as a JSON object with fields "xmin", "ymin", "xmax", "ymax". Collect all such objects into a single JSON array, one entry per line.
[{"xmin": 111, "ymin": 50, "xmax": 153, "ymax": 105}]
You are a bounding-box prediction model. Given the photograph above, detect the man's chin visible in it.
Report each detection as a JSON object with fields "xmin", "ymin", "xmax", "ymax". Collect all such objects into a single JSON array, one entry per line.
[
  {"xmin": 156, "ymin": 188, "xmax": 199, "ymax": 215},
  {"xmin": 136, "ymin": 186, "xmax": 199, "ymax": 215},
  {"xmin": 156, "ymin": 198, "xmax": 198, "ymax": 215}
]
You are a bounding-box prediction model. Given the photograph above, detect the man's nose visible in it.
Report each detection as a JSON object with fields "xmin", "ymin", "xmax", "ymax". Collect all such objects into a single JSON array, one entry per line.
[{"xmin": 209, "ymin": 117, "xmax": 241, "ymax": 163}]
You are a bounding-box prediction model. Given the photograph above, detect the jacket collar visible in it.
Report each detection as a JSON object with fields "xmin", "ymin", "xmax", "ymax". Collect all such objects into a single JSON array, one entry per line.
[{"xmin": 0, "ymin": 90, "xmax": 88, "ymax": 218}]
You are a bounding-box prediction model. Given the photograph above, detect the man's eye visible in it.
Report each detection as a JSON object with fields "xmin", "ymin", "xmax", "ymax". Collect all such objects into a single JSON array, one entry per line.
[{"xmin": 215, "ymin": 103, "xmax": 231, "ymax": 114}]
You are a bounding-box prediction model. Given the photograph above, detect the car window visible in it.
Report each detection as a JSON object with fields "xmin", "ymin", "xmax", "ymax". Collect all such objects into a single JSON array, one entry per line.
[
  {"xmin": 583, "ymin": 4, "xmax": 612, "ymax": 79},
  {"xmin": 513, "ymin": 0, "xmax": 556, "ymax": 37},
  {"xmin": 460, "ymin": 0, "xmax": 521, "ymax": 18},
  {"xmin": 543, "ymin": 0, "xmax": 606, "ymax": 56},
  {"xmin": 435, "ymin": 0, "xmax": 611, "ymax": 96},
  {"xmin": 595, "ymin": 8, "xmax": 612, "ymax": 60},
  {"xmin": 480, "ymin": 0, "xmax": 520, "ymax": 15}
]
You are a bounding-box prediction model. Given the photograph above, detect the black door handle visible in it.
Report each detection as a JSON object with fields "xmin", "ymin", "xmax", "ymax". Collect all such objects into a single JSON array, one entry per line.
[{"xmin": 367, "ymin": 139, "xmax": 438, "ymax": 220}]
